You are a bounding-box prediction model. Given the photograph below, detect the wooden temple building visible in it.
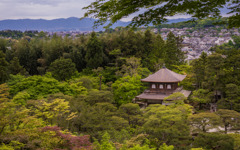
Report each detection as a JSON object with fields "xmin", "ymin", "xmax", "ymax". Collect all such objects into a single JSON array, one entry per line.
[{"xmin": 134, "ymin": 67, "xmax": 191, "ymax": 106}]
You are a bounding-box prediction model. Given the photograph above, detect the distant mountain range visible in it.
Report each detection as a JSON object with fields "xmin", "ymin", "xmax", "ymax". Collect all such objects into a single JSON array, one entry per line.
[{"xmin": 0, "ymin": 17, "xmax": 191, "ymax": 32}]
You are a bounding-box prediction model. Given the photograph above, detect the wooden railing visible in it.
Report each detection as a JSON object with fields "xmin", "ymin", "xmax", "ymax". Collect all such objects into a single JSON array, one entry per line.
[{"xmin": 143, "ymin": 86, "xmax": 183, "ymax": 94}]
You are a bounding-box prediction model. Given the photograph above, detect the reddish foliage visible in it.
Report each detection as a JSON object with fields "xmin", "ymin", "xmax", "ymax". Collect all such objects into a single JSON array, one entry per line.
[{"xmin": 41, "ymin": 126, "xmax": 92, "ymax": 150}]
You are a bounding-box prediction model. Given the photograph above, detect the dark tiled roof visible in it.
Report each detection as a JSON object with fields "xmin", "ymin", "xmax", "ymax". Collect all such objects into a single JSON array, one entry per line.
[
  {"xmin": 141, "ymin": 67, "xmax": 186, "ymax": 83},
  {"xmin": 136, "ymin": 93, "xmax": 168, "ymax": 100},
  {"xmin": 135, "ymin": 89, "xmax": 191, "ymax": 100}
]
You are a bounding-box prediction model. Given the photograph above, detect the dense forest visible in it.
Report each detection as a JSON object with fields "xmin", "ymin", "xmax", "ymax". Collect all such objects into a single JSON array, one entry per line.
[{"xmin": 1, "ymin": 29, "xmax": 240, "ymax": 150}]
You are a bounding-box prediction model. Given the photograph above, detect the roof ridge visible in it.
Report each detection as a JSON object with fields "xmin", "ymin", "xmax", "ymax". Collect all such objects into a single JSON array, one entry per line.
[{"xmin": 141, "ymin": 67, "xmax": 186, "ymax": 82}]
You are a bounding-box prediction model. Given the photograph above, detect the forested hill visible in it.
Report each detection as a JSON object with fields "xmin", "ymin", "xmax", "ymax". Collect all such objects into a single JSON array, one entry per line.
[
  {"xmin": 0, "ymin": 17, "xmax": 190, "ymax": 31},
  {"xmin": 0, "ymin": 17, "xmax": 130, "ymax": 31}
]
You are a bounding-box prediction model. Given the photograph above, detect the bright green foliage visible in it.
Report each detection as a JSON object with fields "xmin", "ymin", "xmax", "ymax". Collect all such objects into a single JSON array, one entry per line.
[
  {"xmin": 0, "ymin": 84, "xmax": 44, "ymax": 135},
  {"xmin": 123, "ymin": 134, "xmax": 150, "ymax": 149},
  {"xmin": 216, "ymin": 109, "xmax": 240, "ymax": 134},
  {"xmin": 85, "ymin": 32, "xmax": 104, "ymax": 69},
  {"xmin": 71, "ymin": 76, "xmax": 99, "ymax": 90},
  {"xmin": 188, "ymin": 112, "xmax": 220, "ymax": 133},
  {"xmin": 12, "ymin": 91, "xmax": 31, "ymax": 105},
  {"xmin": 0, "ymin": 100, "xmax": 45, "ymax": 136},
  {"xmin": 193, "ymin": 133, "xmax": 234, "ymax": 150},
  {"xmin": 3, "ymin": 141, "xmax": 25, "ymax": 150},
  {"xmin": 35, "ymin": 99, "xmax": 71, "ymax": 125},
  {"xmin": 83, "ymin": 0, "xmax": 239, "ymax": 28},
  {"xmin": 7, "ymin": 74, "xmax": 25, "ymax": 86},
  {"xmin": 0, "ymin": 51, "xmax": 9, "ymax": 83},
  {"xmin": 69, "ymin": 80, "xmax": 88, "ymax": 96},
  {"xmin": 143, "ymin": 104, "xmax": 192, "ymax": 147},
  {"xmin": 96, "ymin": 132, "xmax": 116, "ymax": 150},
  {"xmin": 9, "ymin": 75, "xmax": 86, "ymax": 102},
  {"xmin": 159, "ymin": 143, "xmax": 174, "ymax": 150},
  {"xmin": 127, "ymin": 144, "xmax": 156, "ymax": 150},
  {"xmin": 112, "ymin": 75, "xmax": 144, "ymax": 105},
  {"xmin": 0, "ymin": 143, "xmax": 14, "ymax": 150},
  {"xmin": 48, "ymin": 58, "xmax": 77, "ymax": 81}
]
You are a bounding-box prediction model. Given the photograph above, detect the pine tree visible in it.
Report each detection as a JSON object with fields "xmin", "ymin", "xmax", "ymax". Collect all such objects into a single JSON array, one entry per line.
[
  {"xmin": 0, "ymin": 51, "xmax": 9, "ymax": 83},
  {"xmin": 85, "ymin": 32, "xmax": 104, "ymax": 69},
  {"xmin": 8, "ymin": 57, "xmax": 26, "ymax": 75},
  {"xmin": 165, "ymin": 32, "xmax": 184, "ymax": 68},
  {"xmin": 142, "ymin": 30, "xmax": 155, "ymax": 69}
]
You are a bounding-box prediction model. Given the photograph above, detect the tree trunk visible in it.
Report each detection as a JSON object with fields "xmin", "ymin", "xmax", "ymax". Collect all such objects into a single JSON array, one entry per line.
[{"xmin": 224, "ymin": 125, "xmax": 228, "ymax": 134}]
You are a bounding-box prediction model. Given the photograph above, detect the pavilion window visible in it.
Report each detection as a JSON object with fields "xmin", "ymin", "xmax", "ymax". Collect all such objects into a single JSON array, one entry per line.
[
  {"xmin": 152, "ymin": 84, "xmax": 156, "ymax": 89},
  {"xmin": 159, "ymin": 84, "xmax": 163, "ymax": 89},
  {"xmin": 167, "ymin": 84, "xmax": 171, "ymax": 89}
]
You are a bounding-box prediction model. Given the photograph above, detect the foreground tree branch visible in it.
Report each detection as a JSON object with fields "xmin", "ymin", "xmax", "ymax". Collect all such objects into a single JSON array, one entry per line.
[{"xmin": 82, "ymin": 0, "xmax": 240, "ymax": 28}]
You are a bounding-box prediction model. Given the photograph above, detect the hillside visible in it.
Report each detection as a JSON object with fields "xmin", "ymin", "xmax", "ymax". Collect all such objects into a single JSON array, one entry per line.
[{"xmin": 0, "ymin": 17, "xmax": 190, "ymax": 31}]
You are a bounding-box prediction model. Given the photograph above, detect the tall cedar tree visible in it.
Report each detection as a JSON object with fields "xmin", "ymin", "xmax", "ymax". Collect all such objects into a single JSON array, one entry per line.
[
  {"xmin": 70, "ymin": 46, "xmax": 86, "ymax": 71},
  {"xmin": 142, "ymin": 30, "xmax": 155, "ymax": 69},
  {"xmin": 192, "ymin": 52, "xmax": 207, "ymax": 89},
  {"xmin": 14, "ymin": 38, "xmax": 38, "ymax": 75},
  {"xmin": 0, "ymin": 51, "xmax": 9, "ymax": 83},
  {"xmin": 85, "ymin": 32, "xmax": 104, "ymax": 69},
  {"xmin": 165, "ymin": 32, "xmax": 184, "ymax": 68}
]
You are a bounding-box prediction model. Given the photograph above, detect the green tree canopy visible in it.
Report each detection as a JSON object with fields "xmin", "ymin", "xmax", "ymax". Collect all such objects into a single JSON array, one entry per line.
[
  {"xmin": 193, "ymin": 133, "xmax": 234, "ymax": 150},
  {"xmin": 0, "ymin": 51, "xmax": 9, "ymax": 83},
  {"xmin": 48, "ymin": 58, "xmax": 77, "ymax": 81},
  {"xmin": 188, "ymin": 112, "xmax": 220, "ymax": 133},
  {"xmin": 143, "ymin": 104, "xmax": 192, "ymax": 148},
  {"xmin": 216, "ymin": 109, "xmax": 240, "ymax": 134},
  {"xmin": 83, "ymin": 0, "xmax": 240, "ymax": 28},
  {"xmin": 85, "ymin": 32, "xmax": 104, "ymax": 69},
  {"xmin": 112, "ymin": 75, "xmax": 144, "ymax": 105}
]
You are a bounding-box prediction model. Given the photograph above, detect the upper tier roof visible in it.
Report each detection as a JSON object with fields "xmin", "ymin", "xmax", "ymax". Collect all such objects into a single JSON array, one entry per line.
[{"xmin": 141, "ymin": 67, "xmax": 186, "ymax": 83}]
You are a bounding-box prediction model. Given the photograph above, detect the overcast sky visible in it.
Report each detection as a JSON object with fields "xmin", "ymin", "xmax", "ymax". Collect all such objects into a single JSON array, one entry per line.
[
  {"xmin": 0, "ymin": 0, "xmax": 229, "ymax": 21},
  {"xmin": 0, "ymin": 0, "xmax": 95, "ymax": 20}
]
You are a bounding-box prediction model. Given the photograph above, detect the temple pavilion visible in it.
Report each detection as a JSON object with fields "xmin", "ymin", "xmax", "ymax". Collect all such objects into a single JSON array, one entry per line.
[{"xmin": 134, "ymin": 67, "xmax": 191, "ymax": 106}]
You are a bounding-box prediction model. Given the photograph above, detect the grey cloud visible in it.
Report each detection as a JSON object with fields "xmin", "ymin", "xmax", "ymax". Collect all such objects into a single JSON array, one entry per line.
[{"xmin": 0, "ymin": 0, "xmax": 94, "ymax": 20}]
